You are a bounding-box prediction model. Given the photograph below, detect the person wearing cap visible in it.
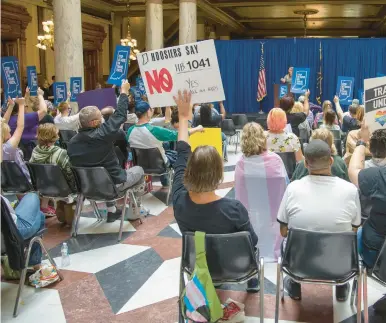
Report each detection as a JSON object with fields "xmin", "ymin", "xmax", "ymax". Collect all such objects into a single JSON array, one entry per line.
[
  {"xmin": 67, "ymin": 81, "xmax": 145, "ymax": 223},
  {"xmin": 126, "ymin": 100, "xmax": 203, "ymax": 186},
  {"xmin": 277, "ymin": 139, "xmax": 361, "ymax": 302}
]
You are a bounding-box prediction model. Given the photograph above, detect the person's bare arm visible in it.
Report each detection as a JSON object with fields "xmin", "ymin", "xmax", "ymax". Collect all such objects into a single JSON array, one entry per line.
[
  {"xmin": 348, "ymin": 123, "xmax": 370, "ymax": 187},
  {"xmin": 219, "ymin": 101, "xmax": 226, "ymax": 120},
  {"xmin": 280, "ymin": 224, "xmax": 288, "ymax": 237},
  {"xmin": 334, "ymin": 95, "xmax": 344, "ymax": 124},
  {"xmin": 165, "ymin": 106, "xmax": 172, "ymax": 123},
  {"xmin": 174, "ymin": 90, "xmax": 192, "ymax": 143},
  {"xmin": 8, "ymin": 98, "xmax": 25, "ymax": 148},
  {"xmin": 188, "ymin": 125, "xmax": 204, "ymax": 136},
  {"xmin": 66, "ymin": 91, "xmax": 71, "ymax": 103},
  {"xmin": 3, "ymin": 97, "xmax": 15, "ymax": 123},
  {"xmin": 37, "ymin": 88, "xmax": 47, "ymax": 121},
  {"xmin": 303, "ymin": 89, "xmax": 310, "ymax": 116},
  {"xmin": 295, "ymin": 148, "xmax": 304, "ymax": 162}
]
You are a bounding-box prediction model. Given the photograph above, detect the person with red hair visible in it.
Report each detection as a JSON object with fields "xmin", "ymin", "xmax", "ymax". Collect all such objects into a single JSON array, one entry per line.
[{"xmin": 266, "ymin": 108, "xmax": 304, "ymax": 162}]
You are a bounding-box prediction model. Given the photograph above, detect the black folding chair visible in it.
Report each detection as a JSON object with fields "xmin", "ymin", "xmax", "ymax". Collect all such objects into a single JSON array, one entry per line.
[
  {"xmin": 276, "ymin": 152, "xmax": 297, "ymax": 179},
  {"xmin": 59, "ymin": 130, "xmax": 77, "ymax": 149},
  {"xmin": 27, "ymin": 163, "xmax": 76, "ymax": 198},
  {"xmin": 334, "ymin": 138, "xmax": 343, "ymax": 157},
  {"xmin": 71, "ymin": 166, "xmax": 142, "ymax": 241},
  {"xmin": 275, "ymin": 228, "xmax": 362, "ymax": 323},
  {"xmin": 1, "ymin": 198, "xmax": 64, "ymax": 317},
  {"xmin": 232, "ymin": 114, "xmax": 249, "ymax": 130},
  {"xmin": 221, "ymin": 119, "xmax": 238, "ymax": 153},
  {"xmin": 330, "ymin": 129, "xmax": 341, "ymax": 140},
  {"xmin": 180, "ymin": 232, "xmax": 264, "ymax": 323},
  {"xmin": 131, "ymin": 148, "xmax": 173, "ymax": 205},
  {"xmin": 363, "ymin": 238, "xmax": 386, "ymax": 323},
  {"xmin": 1, "ymin": 160, "xmax": 34, "ymax": 193}
]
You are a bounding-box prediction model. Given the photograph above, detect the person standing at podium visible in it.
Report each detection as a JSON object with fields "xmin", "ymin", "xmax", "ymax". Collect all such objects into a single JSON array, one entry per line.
[{"xmin": 281, "ymin": 67, "xmax": 293, "ymax": 84}]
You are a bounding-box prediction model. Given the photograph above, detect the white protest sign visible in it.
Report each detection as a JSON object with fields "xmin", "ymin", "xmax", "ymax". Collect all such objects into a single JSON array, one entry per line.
[
  {"xmin": 364, "ymin": 76, "xmax": 386, "ymax": 132},
  {"xmin": 137, "ymin": 40, "xmax": 225, "ymax": 107}
]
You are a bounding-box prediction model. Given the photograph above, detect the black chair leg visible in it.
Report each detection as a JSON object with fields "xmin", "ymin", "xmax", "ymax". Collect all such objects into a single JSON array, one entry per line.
[
  {"xmin": 118, "ymin": 192, "xmax": 130, "ymax": 242},
  {"xmin": 178, "ymin": 264, "xmax": 185, "ymax": 323},
  {"xmin": 274, "ymin": 257, "xmax": 282, "ymax": 323},
  {"xmin": 71, "ymin": 194, "xmax": 84, "ymax": 237},
  {"xmin": 259, "ymin": 257, "xmax": 264, "ymax": 323},
  {"xmin": 13, "ymin": 236, "xmax": 36, "ymax": 317}
]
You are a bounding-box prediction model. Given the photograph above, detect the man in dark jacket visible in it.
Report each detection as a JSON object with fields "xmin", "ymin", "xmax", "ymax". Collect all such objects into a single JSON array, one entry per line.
[{"xmin": 67, "ymin": 80, "xmax": 144, "ymax": 222}]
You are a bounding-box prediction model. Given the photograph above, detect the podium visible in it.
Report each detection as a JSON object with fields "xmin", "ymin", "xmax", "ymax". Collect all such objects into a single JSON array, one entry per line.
[{"xmin": 274, "ymin": 84, "xmax": 293, "ymax": 108}]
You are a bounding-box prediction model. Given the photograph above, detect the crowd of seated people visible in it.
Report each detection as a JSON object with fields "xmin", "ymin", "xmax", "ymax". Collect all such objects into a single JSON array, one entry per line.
[{"xmin": 1, "ymin": 78, "xmax": 385, "ymax": 315}]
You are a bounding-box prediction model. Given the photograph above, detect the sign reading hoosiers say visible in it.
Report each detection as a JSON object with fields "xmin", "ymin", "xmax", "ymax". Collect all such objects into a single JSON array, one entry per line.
[{"xmin": 137, "ymin": 40, "xmax": 225, "ymax": 107}]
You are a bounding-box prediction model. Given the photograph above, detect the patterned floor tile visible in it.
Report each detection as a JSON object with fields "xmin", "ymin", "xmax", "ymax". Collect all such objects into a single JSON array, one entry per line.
[
  {"xmin": 47, "ymin": 232, "xmax": 135, "ymax": 257},
  {"xmin": 1, "ymin": 282, "xmax": 66, "ymax": 323},
  {"xmin": 158, "ymin": 225, "xmax": 182, "ymax": 238},
  {"xmin": 96, "ymin": 248, "xmax": 164, "ymax": 314},
  {"xmin": 117, "ymin": 257, "xmax": 181, "ymax": 314},
  {"xmin": 53, "ymin": 244, "xmax": 150, "ymax": 273},
  {"xmin": 76, "ymin": 217, "xmax": 136, "ymax": 235}
]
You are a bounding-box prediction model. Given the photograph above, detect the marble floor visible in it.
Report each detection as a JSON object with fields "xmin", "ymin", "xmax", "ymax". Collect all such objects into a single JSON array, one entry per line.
[{"xmin": 1, "ymin": 145, "xmax": 385, "ymax": 323}]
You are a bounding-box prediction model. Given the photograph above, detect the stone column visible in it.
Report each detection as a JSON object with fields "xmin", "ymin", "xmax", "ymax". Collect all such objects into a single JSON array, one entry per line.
[
  {"xmin": 146, "ymin": 0, "xmax": 163, "ymax": 50},
  {"xmin": 53, "ymin": 0, "xmax": 84, "ymax": 89},
  {"xmin": 197, "ymin": 18, "xmax": 205, "ymax": 41},
  {"xmin": 179, "ymin": 0, "xmax": 197, "ymax": 44}
]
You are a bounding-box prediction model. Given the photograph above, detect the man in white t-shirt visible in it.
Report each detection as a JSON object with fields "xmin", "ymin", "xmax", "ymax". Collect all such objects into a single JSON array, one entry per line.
[
  {"xmin": 277, "ymin": 139, "xmax": 361, "ymax": 302},
  {"xmin": 54, "ymin": 101, "xmax": 80, "ymax": 131}
]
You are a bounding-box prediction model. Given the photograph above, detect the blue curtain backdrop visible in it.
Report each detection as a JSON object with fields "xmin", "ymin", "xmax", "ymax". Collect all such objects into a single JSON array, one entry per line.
[{"xmin": 214, "ymin": 38, "xmax": 386, "ymax": 114}]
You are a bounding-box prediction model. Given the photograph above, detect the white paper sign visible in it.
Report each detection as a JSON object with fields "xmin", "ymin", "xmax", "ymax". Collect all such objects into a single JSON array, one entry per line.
[
  {"xmin": 137, "ymin": 40, "xmax": 225, "ymax": 107},
  {"xmin": 364, "ymin": 76, "xmax": 386, "ymax": 132}
]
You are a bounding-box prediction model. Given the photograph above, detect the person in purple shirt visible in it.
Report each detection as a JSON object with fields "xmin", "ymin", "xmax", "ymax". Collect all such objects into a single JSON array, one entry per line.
[
  {"xmin": 8, "ymin": 87, "xmax": 47, "ymax": 142},
  {"xmin": 1, "ymin": 97, "xmax": 31, "ymax": 182}
]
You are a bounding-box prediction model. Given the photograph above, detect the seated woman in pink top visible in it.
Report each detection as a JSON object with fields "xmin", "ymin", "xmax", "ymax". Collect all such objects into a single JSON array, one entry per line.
[{"xmin": 235, "ymin": 122, "xmax": 288, "ymax": 261}]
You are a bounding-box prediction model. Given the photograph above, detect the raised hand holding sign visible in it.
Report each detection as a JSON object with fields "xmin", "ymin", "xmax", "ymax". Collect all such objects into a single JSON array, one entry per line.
[{"xmin": 107, "ymin": 46, "xmax": 131, "ymax": 86}]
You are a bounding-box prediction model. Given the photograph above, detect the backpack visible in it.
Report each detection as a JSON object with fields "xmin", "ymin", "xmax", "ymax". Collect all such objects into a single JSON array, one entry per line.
[{"xmin": 180, "ymin": 231, "xmax": 223, "ymax": 322}]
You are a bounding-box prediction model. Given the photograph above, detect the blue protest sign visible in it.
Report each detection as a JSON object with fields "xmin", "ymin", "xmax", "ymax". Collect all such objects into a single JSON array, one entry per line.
[
  {"xmin": 1, "ymin": 56, "xmax": 22, "ymax": 99},
  {"xmin": 336, "ymin": 76, "xmax": 354, "ymax": 105},
  {"xmin": 130, "ymin": 86, "xmax": 142, "ymax": 102},
  {"xmin": 279, "ymin": 84, "xmax": 288, "ymax": 98},
  {"xmin": 53, "ymin": 82, "xmax": 67, "ymax": 106},
  {"xmin": 377, "ymin": 73, "xmax": 385, "ymax": 78},
  {"xmin": 290, "ymin": 67, "xmax": 310, "ymax": 94},
  {"xmin": 107, "ymin": 45, "xmax": 131, "ymax": 85},
  {"xmin": 70, "ymin": 77, "xmax": 82, "ymax": 102},
  {"xmin": 27, "ymin": 66, "xmax": 38, "ymax": 96},
  {"xmin": 358, "ymin": 89, "xmax": 364, "ymax": 105},
  {"xmin": 136, "ymin": 75, "xmax": 147, "ymax": 96}
]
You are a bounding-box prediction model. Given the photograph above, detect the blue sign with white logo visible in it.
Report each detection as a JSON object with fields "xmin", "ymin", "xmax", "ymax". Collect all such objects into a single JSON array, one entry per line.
[
  {"xmin": 290, "ymin": 67, "xmax": 310, "ymax": 94},
  {"xmin": 279, "ymin": 84, "xmax": 288, "ymax": 98},
  {"xmin": 358, "ymin": 89, "xmax": 364, "ymax": 105},
  {"xmin": 27, "ymin": 66, "xmax": 38, "ymax": 96},
  {"xmin": 136, "ymin": 75, "xmax": 147, "ymax": 97},
  {"xmin": 336, "ymin": 76, "xmax": 354, "ymax": 105},
  {"xmin": 70, "ymin": 77, "xmax": 82, "ymax": 102},
  {"xmin": 107, "ymin": 45, "xmax": 131, "ymax": 86},
  {"xmin": 1, "ymin": 56, "xmax": 21, "ymax": 99},
  {"xmin": 53, "ymin": 82, "xmax": 67, "ymax": 106},
  {"xmin": 130, "ymin": 86, "xmax": 142, "ymax": 102}
]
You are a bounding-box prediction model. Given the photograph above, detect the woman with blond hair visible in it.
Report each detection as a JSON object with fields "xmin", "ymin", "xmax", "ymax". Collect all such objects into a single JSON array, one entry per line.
[
  {"xmin": 292, "ymin": 128, "xmax": 349, "ymax": 181},
  {"xmin": 266, "ymin": 108, "xmax": 304, "ymax": 162},
  {"xmin": 235, "ymin": 122, "xmax": 288, "ymax": 261}
]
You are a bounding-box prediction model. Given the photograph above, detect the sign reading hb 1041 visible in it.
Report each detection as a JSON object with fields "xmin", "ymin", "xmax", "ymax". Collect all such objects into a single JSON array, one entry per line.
[{"xmin": 137, "ymin": 39, "xmax": 225, "ymax": 107}]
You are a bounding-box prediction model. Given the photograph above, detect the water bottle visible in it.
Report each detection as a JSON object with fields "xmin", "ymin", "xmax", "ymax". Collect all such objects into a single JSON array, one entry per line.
[{"xmin": 61, "ymin": 242, "xmax": 70, "ymax": 267}]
